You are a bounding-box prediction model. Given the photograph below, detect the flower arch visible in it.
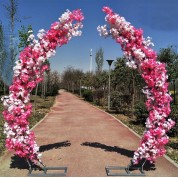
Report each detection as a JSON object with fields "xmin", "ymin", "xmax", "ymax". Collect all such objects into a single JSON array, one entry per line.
[
  {"xmin": 2, "ymin": 9, "xmax": 84, "ymax": 164},
  {"xmin": 97, "ymin": 7, "xmax": 175, "ymax": 164}
]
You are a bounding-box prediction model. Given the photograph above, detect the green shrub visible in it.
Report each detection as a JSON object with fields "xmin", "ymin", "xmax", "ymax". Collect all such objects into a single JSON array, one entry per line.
[
  {"xmin": 134, "ymin": 101, "xmax": 148, "ymax": 125},
  {"xmin": 74, "ymin": 89, "xmax": 80, "ymax": 95},
  {"xmin": 92, "ymin": 89, "xmax": 104, "ymax": 105},
  {"xmin": 82, "ymin": 89, "xmax": 93, "ymax": 102},
  {"xmin": 168, "ymin": 104, "xmax": 178, "ymax": 137},
  {"xmin": 111, "ymin": 91, "xmax": 131, "ymax": 114}
]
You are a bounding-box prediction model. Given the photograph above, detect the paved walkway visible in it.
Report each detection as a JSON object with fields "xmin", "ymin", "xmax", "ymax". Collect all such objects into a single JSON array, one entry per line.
[{"xmin": 0, "ymin": 90, "xmax": 178, "ymax": 176}]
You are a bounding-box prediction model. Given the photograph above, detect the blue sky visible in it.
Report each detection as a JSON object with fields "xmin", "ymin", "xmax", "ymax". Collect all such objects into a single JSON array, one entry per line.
[{"xmin": 0, "ymin": 0, "xmax": 178, "ymax": 73}]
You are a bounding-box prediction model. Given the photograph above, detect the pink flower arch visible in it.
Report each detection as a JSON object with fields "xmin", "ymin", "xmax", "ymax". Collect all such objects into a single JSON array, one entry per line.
[
  {"xmin": 2, "ymin": 9, "xmax": 84, "ymax": 164},
  {"xmin": 97, "ymin": 7, "xmax": 175, "ymax": 164}
]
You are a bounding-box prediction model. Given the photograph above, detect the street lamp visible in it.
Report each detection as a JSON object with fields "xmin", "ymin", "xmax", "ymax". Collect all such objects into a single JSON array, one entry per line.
[
  {"xmin": 90, "ymin": 49, "xmax": 93, "ymax": 73},
  {"xmin": 106, "ymin": 59, "xmax": 114, "ymax": 111}
]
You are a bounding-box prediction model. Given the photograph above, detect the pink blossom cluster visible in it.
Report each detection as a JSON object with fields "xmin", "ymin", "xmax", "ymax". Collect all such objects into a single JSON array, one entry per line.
[
  {"xmin": 98, "ymin": 6, "xmax": 175, "ymax": 164},
  {"xmin": 2, "ymin": 9, "xmax": 84, "ymax": 163}
]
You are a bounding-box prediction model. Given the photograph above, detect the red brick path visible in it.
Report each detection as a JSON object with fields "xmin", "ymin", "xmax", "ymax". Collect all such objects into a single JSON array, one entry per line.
[{"xmin": 0, "ymin": 90, "xmax": 178, "ymax": 176}]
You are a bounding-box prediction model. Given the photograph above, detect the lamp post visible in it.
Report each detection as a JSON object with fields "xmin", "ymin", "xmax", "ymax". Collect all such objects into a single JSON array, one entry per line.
[
  {"xmin": 90, "ymin": 49, "xmax": 92, "ymax": 73},
  {"xmin": 106, "ymin": 59, "xmax": 114, "ymax": 111}
]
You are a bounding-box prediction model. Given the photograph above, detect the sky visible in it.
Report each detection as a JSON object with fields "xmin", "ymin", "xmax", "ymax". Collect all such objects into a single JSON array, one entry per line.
[{"xmin": 0, "ymin": 0, "xmax": 178, "ymax": 74}]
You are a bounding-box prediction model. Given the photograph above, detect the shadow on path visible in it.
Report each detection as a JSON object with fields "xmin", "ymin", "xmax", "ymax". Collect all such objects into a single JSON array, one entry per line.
[
  {"xmin": 81, "ymin": 141, "xmax": 156, "ymax": 171},
  {"xmin": 81, "ymin": 141, "xmax": 134, "ymax": 157},
  {"xmin": 10, "ymin": 140, "xmax": 71, "ymax": 170},
  {"xmin": 39, "ymin": 140, "xmax": 71, "ymax": 152}
]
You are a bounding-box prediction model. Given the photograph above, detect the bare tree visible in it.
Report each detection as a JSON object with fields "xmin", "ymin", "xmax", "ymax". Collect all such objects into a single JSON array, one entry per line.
[
  {"xmin": 46, "ymin": 70, "xmax": 61, "ymax": 95},
  {"xmin": 95, "ymin": 48, "xmax": 104, "ymax": 73},
  {"xmin": 3, "ymin": 0, "xmax": 19, "ymax": 84},
  {"xmin": 61, "ymin": 67, "xmax": 84, "ymax": 93},
  {"xmin": 4, "ymin": 0, "xmax": 19, "ymax": 33},
  {"xmin": 0, "ymin": 23, "xmax": 7, "ymax": 94}
]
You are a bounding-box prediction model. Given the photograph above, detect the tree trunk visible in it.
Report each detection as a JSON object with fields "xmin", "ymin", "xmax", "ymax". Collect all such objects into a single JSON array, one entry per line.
[
  {"xmin": 131, "ymin": 71, "xmax": 135, "ymax": 119},
  {"xmin": 3, "ymin": 82, "xmax": 6, "ymax": 95}
]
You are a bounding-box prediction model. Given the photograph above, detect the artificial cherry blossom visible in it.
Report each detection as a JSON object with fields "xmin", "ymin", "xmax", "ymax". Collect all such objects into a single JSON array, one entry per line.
[
  {"xmin": 98, "ymin": 6, "xmax": 175, "ymax": 164},
  {"xmin": 2, "ymin": 9, "xmax": 84, "ymax": 164}
]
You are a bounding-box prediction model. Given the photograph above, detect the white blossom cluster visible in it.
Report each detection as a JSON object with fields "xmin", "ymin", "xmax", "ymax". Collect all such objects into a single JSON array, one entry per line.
[
  {"xmin": 97, "ymin": 25, "xmax": 108, "ymax": 37},
  {"xmin": 126, "ymin": 60, "xmax": 137, "ymax": 69},
  {"xmin": 143, "ymin": 36, "xmax": 154, "ymax": 47}
]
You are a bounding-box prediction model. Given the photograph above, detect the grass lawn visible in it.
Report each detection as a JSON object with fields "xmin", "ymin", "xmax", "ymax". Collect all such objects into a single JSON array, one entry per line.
[{"xmin": 0, "ymin": 94, "xmax": 55, "ymax": 157}]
